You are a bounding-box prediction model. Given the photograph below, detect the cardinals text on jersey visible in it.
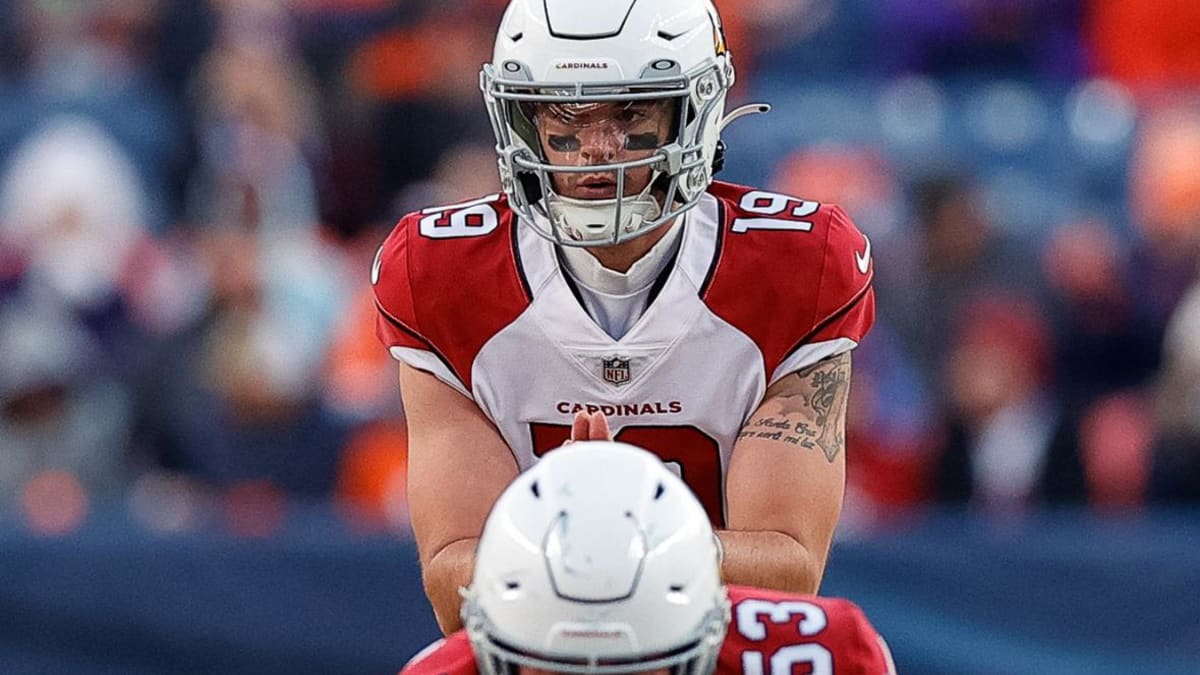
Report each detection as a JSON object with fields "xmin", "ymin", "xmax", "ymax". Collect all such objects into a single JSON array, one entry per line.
[{"xmin": 373, "ymin": 181, "xmax": 875, "ymax": 526}]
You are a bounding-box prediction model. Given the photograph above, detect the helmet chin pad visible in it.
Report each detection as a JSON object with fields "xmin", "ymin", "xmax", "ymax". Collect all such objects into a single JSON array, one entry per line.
[{"xmin": 544, "ymin": 182, "xmax": 663, "ymax": 245}]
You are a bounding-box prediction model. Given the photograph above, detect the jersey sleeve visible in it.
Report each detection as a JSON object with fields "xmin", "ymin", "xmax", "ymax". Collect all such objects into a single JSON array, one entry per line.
[
  {"xmin": 399, "ymin": 632, "xmax": 479, "ymax": 675},
  {"xmin": 371, "ymin": 197, "xmax": 533, "ymax": 399},
  {"xmin": 719, "ymin": 585, "xmax": 894, "ymax": 675},
  {"xmin": 372, "ymin": 214, "xmax": 421, "ymax": 351},
  {"xmin": 701, "ymin": 183, "xmax": 877, "ymax": 386},
  {"xmin": 372, "ymin": 213, "xmax": 472, "ymax": 397},
  {"xmin": 770, "ymin": 205, "xmax": 875, "ymax": 382}
]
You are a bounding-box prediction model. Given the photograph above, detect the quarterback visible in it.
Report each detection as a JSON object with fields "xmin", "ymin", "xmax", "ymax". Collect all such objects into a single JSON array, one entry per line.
[
  {"xmin": 400, "ymin": 443, "xmax": 896, "ymax": 675},
  {"xmin": 373, "ymin": 0, "xmax": 875, "ymax": 632}
]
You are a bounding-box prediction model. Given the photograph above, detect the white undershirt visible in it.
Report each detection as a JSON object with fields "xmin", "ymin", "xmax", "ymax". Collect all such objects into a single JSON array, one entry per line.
[{"xmin": 558, "ymin": 218, "xmax": 684, "ymax": 340}]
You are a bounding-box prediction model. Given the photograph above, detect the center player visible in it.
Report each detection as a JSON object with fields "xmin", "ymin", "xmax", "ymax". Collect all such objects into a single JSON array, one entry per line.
[{"xmin": 401, "ymin": 442, "xmax": 896, "ymax": 675}]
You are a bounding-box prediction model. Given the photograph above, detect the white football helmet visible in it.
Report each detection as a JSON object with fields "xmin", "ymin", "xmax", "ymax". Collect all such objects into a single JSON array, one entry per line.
[
  {"xmin": 462, "ymin": 441, "xmax": 729, "ymax": 675},
  {"xmin": 482, "ymin": 0, "xmax": 760, "ymax": 247}
]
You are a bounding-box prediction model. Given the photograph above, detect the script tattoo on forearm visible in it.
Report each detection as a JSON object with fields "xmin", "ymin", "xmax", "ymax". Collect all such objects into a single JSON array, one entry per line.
[{"xmin": 739, "ymin": 353, "xmax": 851, "ymax": 463}]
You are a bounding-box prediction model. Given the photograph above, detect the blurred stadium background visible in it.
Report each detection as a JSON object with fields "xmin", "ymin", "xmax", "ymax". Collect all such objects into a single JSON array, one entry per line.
[{"xmin": 0, "ymin": 0, "xmax": 1198, "ymax": 673}]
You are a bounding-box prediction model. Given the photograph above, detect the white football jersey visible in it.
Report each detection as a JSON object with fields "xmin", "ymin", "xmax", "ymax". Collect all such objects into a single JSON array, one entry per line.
[{"xmin": 373, "ymin": 181, "xmax": 874, "ymax": 524}]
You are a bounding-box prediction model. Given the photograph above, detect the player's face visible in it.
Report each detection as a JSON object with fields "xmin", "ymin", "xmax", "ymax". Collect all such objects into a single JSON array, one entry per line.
[{"xmin": 533, "ymin": 100, "xmax": 675, "ymax": 200}]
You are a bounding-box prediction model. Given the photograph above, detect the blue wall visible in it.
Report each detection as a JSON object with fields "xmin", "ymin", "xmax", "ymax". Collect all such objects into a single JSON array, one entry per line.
[{"xmin": 1, "ymin": 506, "xmax": 1197, "ymax": 675}]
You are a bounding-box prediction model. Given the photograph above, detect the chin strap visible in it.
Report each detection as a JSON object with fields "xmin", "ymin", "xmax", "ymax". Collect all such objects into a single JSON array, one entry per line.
[{"xmin": 545, "ymin": 181, "xmax": 662, "ymax": 245}]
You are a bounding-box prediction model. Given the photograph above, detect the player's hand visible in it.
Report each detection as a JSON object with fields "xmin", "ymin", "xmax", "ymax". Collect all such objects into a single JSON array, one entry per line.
[{"xmin": 568, "ymin": 410, "xmax": 613, "ymax": 443}]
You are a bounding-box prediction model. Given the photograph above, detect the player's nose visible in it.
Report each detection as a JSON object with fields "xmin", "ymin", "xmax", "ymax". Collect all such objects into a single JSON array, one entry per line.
[{"xmin": 577, "ymin": 126, "xmax": 621, "ymax": 164}]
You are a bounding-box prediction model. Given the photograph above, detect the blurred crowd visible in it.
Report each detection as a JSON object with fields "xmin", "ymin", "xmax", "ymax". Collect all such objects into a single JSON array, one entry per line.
[{"xmin": 1, "ymin": 0, "xmax": 1199, "ymax": 538}]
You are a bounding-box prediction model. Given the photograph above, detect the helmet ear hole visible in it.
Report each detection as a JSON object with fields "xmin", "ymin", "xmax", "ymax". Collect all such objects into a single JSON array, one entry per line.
[{"xmin": 711, "ymin": 140, "xmax": 726, "ymax": 176}]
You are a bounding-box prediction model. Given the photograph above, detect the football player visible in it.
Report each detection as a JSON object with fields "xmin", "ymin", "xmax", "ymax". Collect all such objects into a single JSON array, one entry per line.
[
  {"xmin": 373, "ymin": 0, "xmax": 875, "ymax": 632},
  {"xmin": 400, "ymin": 442, "xmax": 896, "ymax": 675}
]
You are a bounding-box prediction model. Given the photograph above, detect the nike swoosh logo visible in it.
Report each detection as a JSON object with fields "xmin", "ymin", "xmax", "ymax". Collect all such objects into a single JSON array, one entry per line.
[
  {"xmin": 855, "ymin": 235, "xmax": 871, "ymax": 275},
  {"xmin": 371, "ymin": 245, "xmax": 385, "ymax": 285}
]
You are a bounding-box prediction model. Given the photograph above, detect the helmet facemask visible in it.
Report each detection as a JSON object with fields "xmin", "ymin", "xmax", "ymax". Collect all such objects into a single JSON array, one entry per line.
[
  {"xmin": 482, "ymin": 61, "xmax": 731, "ymax": 247},
  {"xmin": 463, "ymin": 595, "xmax": 728, "ymax": 675}
]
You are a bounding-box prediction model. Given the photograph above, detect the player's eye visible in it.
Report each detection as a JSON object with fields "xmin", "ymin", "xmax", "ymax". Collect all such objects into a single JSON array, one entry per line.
[
  {"xmin": 547, "ymin": 134, "xmax": 581, "ymax": 152},
  {"xmin": 624, "ymin": 133, "xmax": 661, "ymax": 150},
  {"xmin": 615, "ymin": 109, "xmax": 644, "ymax": 124}
]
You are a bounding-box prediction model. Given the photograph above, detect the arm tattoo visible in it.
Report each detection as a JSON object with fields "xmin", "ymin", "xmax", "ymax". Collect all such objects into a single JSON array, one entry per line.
[{"xmin": 754, "ymin": 352, "xmax": 852, "ymax": 463}]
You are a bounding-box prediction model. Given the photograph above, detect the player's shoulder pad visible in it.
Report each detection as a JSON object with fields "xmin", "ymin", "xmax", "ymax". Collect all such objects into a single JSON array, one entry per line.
[
  {"xmin": 723, "ymin": 585, "xmax": 892, "ymax": 675},
  {"xmin": 726, "ymin": 585, "xmax": 877, "ymax": 639},
  {"xmin": 399, "ymin": 632, "xmax": 478, "ymax": 675},
  {"xmin": 814, "ymin": 595, "xmax": 895, "ymax": 675},
  {"xmin": 371, "ymin": 194, "xmax": 533, "ymax": 389},
  {"xmin": 707, "ymin": 179, "xmax": 873, "ymax": 286},
  {"xmin": 372, "ymin": 193, "xmax": 515, "ymax": 331},
  {"xmin": 702, "ymin": 181, "xmax": 875, "ymax": 375}
]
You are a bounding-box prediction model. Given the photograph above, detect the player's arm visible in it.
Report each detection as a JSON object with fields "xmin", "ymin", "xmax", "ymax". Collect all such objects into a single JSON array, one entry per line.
[
  {"xmin": 719, "ymin": 351, "xmax": 851, "ymax": 593},
  {"xmin": 401, "ymin": 363, "xmax": 519, "ymax": 635}
]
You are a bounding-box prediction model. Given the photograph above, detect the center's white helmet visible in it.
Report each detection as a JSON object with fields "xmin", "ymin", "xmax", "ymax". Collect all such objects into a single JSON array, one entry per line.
[
  {"xmin": 462, "ymin": 441, "xmax": 729, "ymax": 675},
  {"xmin": 481, "ymin": 0, "xmax": 756, "ymax": 247}
]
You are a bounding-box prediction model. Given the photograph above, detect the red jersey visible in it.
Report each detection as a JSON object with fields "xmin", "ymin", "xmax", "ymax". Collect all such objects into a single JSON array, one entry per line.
[
  {"xmin": 400, "ymin": 585, "xmax": 895, "ymax": 675},
  {"xmin": 717, "ymin": 585, "xmax": 895, "ymax": 675},
  {"xmin": 373, "ymin": 182, "xmax": 875, "ymax": 525}
]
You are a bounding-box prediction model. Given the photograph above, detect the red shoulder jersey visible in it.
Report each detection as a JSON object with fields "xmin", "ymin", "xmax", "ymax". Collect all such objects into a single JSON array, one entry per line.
[
  {"xmin": 372, "ymin": 183, "xmax": 874, "ymax": 525},
  {"xmin": 400, "ymin": 631, "xmax": 475, "ymax": 675},
  {"xmin": 701, "ymin": 182, "xmax": 875, "ymax": 374},
  {"xmin": 719, "ymin": 585, "xmax": 896, "ymax": 675},
  {"xmin": 371, "ymin": 193, "xmax": 530, "ymax": 393},
  {"xmin": 399, "ymin": 585, "xmax": 893, "ymax": 675}
]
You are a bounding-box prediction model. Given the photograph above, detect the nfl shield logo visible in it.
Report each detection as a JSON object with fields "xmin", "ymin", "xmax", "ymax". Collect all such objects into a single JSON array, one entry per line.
[{"xmin": 602, "ymin": 356, "xmax": 631, "ymax": 386}]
